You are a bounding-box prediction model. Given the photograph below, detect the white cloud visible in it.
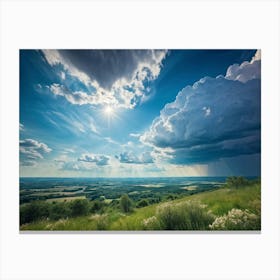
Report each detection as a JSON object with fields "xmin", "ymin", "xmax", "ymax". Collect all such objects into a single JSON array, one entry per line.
[
  {"xmin": 72, "ymin": 121, "xmax": 85, "ymax": 133},
  {"xmin": 56, "ymin": 153, "xmax": 111, "ymax": 171},
  {"xmin": 89, "ymin": 122, "xmax": 98, "ymax": 134},
  {"xmin": 49, "ymin": 83, "xmax": 116, "ymax": 106},
  {"xmin": 203, "ymin": 107, "xmax": 211, "ymax": 117},
  {"xmin": 129, "ymin": 133, "xmax": 141, "ymax": 138},
  {"xmin": 104, "ymin": 137, "xmax": 119, "ymax": 145},
  {"xmin": 78, "ymin": 153, "xmax": 110, "ymax": 166},
  {"xmin": 20, "ymin": 138, "xmax": 52, "ymax": 166},
  {"xmin": 48, "ymin": 110, "xmax": 99, "ymax": 136},
  {"xmin": 226, "ymin": 50, "xmax": 261, "ymax": 83},
  {"xmin": 252, "ymin": 49, "xmax": 261, "ymax": 62},
  {"xmin": 61, "ymin": 148, "xmax": 75, "ymax": 154},
  {"xmin": 116, "ymin": 151, "xmax": 154, "ymax": 164},
  {"xmin": 42, "ymin": 50, "xmax": 91, "ymax": 85},
  {"xmin": 54, "ymin": 154, "xmax": 69, "ymax": 163},
  {"xmin": 59, "ymin": 161, "xmax": 82, "ymax": 171},
  {"xmin": 60, "ymin": 71, "xmax": 66, "ymax": 80},
  {"xmin": 19, "ymin": 123, "xmax": 24, "ymax": 131}
]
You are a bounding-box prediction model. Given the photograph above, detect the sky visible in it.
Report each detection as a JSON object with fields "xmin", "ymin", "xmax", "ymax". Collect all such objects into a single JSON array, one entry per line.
[{"xmin": 20, "ymin": 49, "xmax": 261, "ymax": 177}]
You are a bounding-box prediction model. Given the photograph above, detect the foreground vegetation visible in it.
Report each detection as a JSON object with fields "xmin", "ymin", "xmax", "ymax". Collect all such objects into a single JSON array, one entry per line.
[{"xmin": 20, "ymin": 177, "xmax": 260, "ymax": 231}]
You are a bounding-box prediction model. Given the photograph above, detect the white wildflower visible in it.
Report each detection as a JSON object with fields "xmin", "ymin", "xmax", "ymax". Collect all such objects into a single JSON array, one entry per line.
[{"xmin": 210, "ymin": 208, "xmax": 260, "ymax": 230}]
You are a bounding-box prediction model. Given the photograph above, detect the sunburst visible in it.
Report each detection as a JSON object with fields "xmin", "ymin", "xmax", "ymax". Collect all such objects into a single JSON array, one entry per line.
[{"xmin": 104, "ymin": 105, "xmax": 114, "ymax": 116}]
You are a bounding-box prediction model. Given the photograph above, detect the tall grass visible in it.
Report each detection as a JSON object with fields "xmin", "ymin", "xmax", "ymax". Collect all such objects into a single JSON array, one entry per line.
[
  {"xmin": 195, "ymin": 183, "xmax": 261, "ymax": 216},
  {"xmin": 155, "ymin": 200, "xmax": 214, "ymax": 230}
]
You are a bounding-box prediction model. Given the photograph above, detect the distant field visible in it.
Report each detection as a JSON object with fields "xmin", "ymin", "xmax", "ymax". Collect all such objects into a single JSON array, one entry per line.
[
  {"xmin": 20, "ymin": 177, "xmax": 224, "ymax": 205},
  {"xmin": 181, "ymin": 185, "xmax": 197, "ymax": 191},
  {"xmin": 46, "ymin": 196, "xmax": 86, "ymax": 202}
]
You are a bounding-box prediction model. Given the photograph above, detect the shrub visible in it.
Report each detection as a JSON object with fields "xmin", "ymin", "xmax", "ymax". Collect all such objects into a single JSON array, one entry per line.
[
  {"xmin": 120, "ymin": 194, "xmax": 133, "ymax": 213},
  {"xmin": 136, "ymin": 199, "xmax": 149, "ymax": 208},
  {"xmin": 226, "ymin": 176, "xmax": 248, "ymax": 188},
  {"xmin": 148, "ymin": 197, "xmax": 161, "ymax": 204},
  {"xmin": 209, "ymin": 208, "xmax": 260, "ymax": 230},
  {"xmin": 20, "ymin": 201, "xmax": 50, "ymax": 224},
  {"xmin": 90, "ymin": 200, "xmax": 105, "ymax": 213},
  {"xmin": 166, "ymin": 194, "xmax": 178, "ymax": 201},
  {"xmin": 69, "ymin": 199, "xmax": 90, "ymax": 217},
  {"xmin": 108, "ymin": 199, "xmax": 120, "ymax": 210},
  {"xmin": 49, "ymin": 202, "xmax": 70, "ymax": 220},
  {"xmin": 156, "ymin": 200, "xmax": 214, "ymax": 230}
]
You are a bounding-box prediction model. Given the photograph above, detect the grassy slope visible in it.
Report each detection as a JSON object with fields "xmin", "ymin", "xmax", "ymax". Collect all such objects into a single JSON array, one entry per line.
[{"xmin": 20, "ymin": 183, "xmax": 260, "ymax": 231}]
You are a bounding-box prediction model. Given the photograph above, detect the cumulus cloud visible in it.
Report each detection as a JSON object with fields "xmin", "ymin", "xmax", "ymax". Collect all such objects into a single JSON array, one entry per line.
[
  {"xmin": 226, "ymin": 49, "xmax": 261, "ymax": 83},
  {"xmin": 58, "ymin": 161, "xmax": 84, "ymax": 171},
  {"xmin": 141, "ymin": 51, "xmax": 261, "ymax": 164},
  {"xmin": 20, "ymin": 138, "xmax": 52, "ymax": 166},
  {"xmin": 42, "ymin": 50, "xmax": 167, "ymax": 109},
  {"xmin": 141, "ymin": 151, "xmax": 155, "ymax": 164},
  {"xmin": 78, "ymin": 153, "xmax": 110, "ymax": 166},
  {"xmin": 116, "ymin": 151, "xmax": 154, "ymax": 164},
  {"xmin": 19, "ymin": 123, "xmax": 24, "ymax": 131},
  {"xmin": 55, "ymin": 153, "xmax": 111, "ymax": 171}
]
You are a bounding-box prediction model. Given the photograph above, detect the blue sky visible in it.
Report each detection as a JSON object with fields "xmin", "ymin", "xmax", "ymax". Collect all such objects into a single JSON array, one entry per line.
[{"xmin": 20, "ymin": 49, "xmax": 261, "ymax": 177}]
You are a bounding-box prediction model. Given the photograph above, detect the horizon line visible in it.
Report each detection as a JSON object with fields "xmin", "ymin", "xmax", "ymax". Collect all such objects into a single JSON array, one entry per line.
[{"xmin": 19, "ymin": 175, "xmax": 260, "ymax": 179}]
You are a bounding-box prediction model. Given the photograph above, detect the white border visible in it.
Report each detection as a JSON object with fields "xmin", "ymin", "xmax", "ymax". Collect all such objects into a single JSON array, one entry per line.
[{"xmin": 1, "ymin": 1, "xmax": 280, "ymax": 280}]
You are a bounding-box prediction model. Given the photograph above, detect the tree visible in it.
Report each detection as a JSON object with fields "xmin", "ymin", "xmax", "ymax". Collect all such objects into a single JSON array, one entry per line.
[
  {"xmin": 50, "ymin": 202, "xmax": 70, "ymax": 220},
  {"xmin": 69, "ymin": 199, "xmax": 89, "ymax": 217},
  {"xmin": 20, "ymin": 201, "xmax": 50, "ymax": 224},
  {"xmin": 226, "ymin": 176, "xmax": 248, "ymax": 188},
  {"xmin": 137, "ymin": 199, "xmax": 149, "ymax": 208},
  {"xmin": 120, "ymin": 194, "xmax": 133, "ymax": 213},
  {"xmin": 90, "ymin": 200, "xmax": 105, "ymax": 213}
]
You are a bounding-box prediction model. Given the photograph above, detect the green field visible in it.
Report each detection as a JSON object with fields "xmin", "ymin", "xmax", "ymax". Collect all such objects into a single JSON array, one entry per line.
[
  {"xmin": 46, "ymin": 196, "xmax": 86, "ymax": 203},
  {"xmin": 20, "ymin": 180, "xmax": 261, "ymax": 231}
]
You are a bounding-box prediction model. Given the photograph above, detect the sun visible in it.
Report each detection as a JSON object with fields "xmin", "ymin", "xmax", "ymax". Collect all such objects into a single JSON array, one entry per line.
[
  {"xmin": 102, "ymin": 105, "xmax": 120, "ymax": 127},
  {"xmin": 104, "ymin": 105, "xmax": 113, "ymax": 115}
]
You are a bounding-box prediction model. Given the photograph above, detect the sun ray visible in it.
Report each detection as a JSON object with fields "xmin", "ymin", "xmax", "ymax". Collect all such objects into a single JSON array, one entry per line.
[{"xmin": 102, "ymin": 105, "xmax": 121, "ymax": 128}]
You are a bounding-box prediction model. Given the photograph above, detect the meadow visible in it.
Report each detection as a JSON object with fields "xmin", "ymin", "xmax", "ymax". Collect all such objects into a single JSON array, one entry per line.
[{"xmin": 20, "ymin": 176, "xmax": 261, "ymax": 231}]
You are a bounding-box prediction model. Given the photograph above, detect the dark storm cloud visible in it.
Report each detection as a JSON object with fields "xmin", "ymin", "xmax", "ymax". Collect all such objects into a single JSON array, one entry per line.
[
  {"xmin": 58, "ymin": 50, "xmax": 164, "ymax": 89},
  {"xmin": 169, "ymin": 131, "xmax": 260, "ymax": 164},
  {"xmin": 42, "ymin": 49, "xmax": 167, "ymax": 108}
]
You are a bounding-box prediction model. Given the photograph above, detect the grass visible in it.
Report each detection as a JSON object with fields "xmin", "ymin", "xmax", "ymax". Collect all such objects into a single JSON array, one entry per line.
[
  {"xmin": 20, "ymin": 212, "xmax": 125, "ymax": 230},
  {"xmin": 194, "ymin": 183, "xmax": 261, "ymax": 215},
  {"xmin": 20, "ymin": 183, "xmax": 260, "ymax": 231}
]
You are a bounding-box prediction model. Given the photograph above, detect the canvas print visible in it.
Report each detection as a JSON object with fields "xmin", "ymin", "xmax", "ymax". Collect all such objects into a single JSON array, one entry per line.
[{"xmin": 20, "ymin": 50, "xmax": 261, "ymax": 231}]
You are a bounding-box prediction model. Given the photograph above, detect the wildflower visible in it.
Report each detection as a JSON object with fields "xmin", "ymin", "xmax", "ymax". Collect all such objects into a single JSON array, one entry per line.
[
  {"xmin": 210, "ymin": 208, "xmax": 260, "ymax": 230},
  {"xmin": 143, "ymin": 216, "xmax": 157, "ymax": 226}
]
